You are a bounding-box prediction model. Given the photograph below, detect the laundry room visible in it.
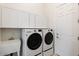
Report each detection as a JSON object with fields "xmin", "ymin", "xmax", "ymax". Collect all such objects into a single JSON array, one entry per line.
[{"xmin": 0, "ymin": 3, "xmax": 79, "ymax": 56}]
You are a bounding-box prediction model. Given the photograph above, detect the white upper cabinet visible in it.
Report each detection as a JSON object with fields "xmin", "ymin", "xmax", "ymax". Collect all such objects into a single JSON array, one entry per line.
[
  {"xmin": 2, "ymin": 8, "xmax": 18, "ymax": 28},
  {"xmin": 0, "ymin": 7, "xmax": 48, "ymax": 28},
  {"xmin": 36, "ymin": 15, "xmax": 48, "ymax": 28},
  {"xmin": 17, "ymin": 11, "xmax": 29, "ymax": 28},
  {"xmin": 0, "ymin": 7, "xmax": 1, "ymax": 28},
  {"xmin": 29, "ymin": 14, "xmax": 48, "ymax": 28},
  {"xmin": 29, "ymin": 13, "xmax": 36, "ymax": 28},
  {"xmin": 1, "ymin": 7, "xmax": 29, "ymax": 28}
]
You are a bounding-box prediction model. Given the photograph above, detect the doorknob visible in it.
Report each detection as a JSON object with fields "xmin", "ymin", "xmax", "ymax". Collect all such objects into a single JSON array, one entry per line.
[
  {"xmin": 56, "ymin": 33, "xmax": 60, "ymax": 39},
  {"xmin": 56, "ymin": 33, "xmax": 59, "ymax": 35}
]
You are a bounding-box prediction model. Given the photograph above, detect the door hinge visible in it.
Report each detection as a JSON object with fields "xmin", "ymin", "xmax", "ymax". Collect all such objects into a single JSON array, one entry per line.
[
  {"xmin": 78, "ymin": 19, "xmax": 79, "ymax": 23},
  {"xmin": 78, "ymin": 37, "xmax": 79, "ymax": 40}
]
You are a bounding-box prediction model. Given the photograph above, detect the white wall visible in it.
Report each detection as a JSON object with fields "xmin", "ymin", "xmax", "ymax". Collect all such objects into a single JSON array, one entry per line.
[
  {"xmin": 1, "ymin": 29, "xmax": 21, "ymax": 41},
  {"xmin": 0, "ymin": 3, "xmax": 44, "ymax": 16}
]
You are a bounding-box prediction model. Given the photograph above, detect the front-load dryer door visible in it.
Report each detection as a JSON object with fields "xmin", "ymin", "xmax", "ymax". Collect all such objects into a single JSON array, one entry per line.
[
  {"xmin": 27, "ymin": 33, "xmax": 42, "ymax": 50},
  {"xmin": 43, "ymin": 32, "xmax": 54, "ymax": 56},
  {"xmin": 45, "ymin": 32, "xmax": 53, "ymax": 45}
]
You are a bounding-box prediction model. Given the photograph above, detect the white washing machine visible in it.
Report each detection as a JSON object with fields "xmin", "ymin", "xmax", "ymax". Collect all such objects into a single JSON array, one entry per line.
[
  {"xmin": 42, "ymin": 28, "xmax": 54, "ymax": 56},
  {"xmin": 21, "ymin": 29, "xmax": 43, "ymax": 56}
]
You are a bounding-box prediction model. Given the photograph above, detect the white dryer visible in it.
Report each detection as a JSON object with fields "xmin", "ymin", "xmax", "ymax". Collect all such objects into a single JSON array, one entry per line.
[
  {"xmin": 22, "ymin": 29, "xmax": 43, "ymax": 56},
  {"xmin": 42, "ymin": 28, "xmax": 54, "ymax": 56}
]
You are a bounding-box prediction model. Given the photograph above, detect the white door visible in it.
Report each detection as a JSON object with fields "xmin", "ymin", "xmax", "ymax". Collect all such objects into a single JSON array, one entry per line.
[
  {"xmin": 55, "ymin": 15, "xmax": 73, "ymax": 56},
  {"xmin": 72, "ymin": 4, "xmax": 79, "ymax": 56},
  {"xmin": 36, "ymin": 15, "xmax": 48, "ymax": 28},
  {"xmin": 72, "ymin": 4, "xmax": 79, "ymax": 36},
  {"xmin": 2, "ymin": 7, "xmax": 18, "ymax": 28},
  {"xmin": 29, "ymin": 13, "xmax": 36, "ymax": 28},
  {"xmin": 17, "ymin": 11, "xmax": 29, "ymax": 28},
  {"xmin": 0, "ymin": 7, "xmax": 1, "ymax": 28},
  {"xmin": 55, "ymin": 3, "xmax": 79, "ymax": 56}
]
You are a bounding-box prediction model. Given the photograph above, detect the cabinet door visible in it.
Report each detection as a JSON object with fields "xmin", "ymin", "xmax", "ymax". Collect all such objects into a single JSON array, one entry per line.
[
  {"xmin": 2, "ymin": 8, "xmax": 18, "ymax": 28},
  {"xmin": 36, "ymin": 15, "xmax": 48, "ymax": 28},
  {"xmin": 17, "ymin": 11, "xmax": 29, "ymax": 28},
  {"xmin": 0, "ymin": 7, "xmax": 1, "ymax": 28},
  {"xmin": 41, "ymin": 16, "xmax": 48, "ymax": 28},
  {"xmin": 29, "ymin": 13, "xmax": 36, "ymax": 28}
]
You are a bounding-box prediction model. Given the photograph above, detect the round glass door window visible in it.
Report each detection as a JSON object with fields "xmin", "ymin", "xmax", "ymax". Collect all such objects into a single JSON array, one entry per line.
[
  {"xmin": 45, "ymin": 32, "xmax": 53, "ymax": 45},
  {"xmin": 27, "ymin": 33, "xmax": 42, "ymax": 50}
]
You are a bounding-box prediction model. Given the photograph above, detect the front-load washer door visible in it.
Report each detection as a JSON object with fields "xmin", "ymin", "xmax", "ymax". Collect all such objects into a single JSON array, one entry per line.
[
  {"xmin": 27, "ymin": 33, "xmax": 42, "ymax": 50},
  {"xmin": 45, "ymin": 32, "xmax": 53, "ymax": 45}
]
